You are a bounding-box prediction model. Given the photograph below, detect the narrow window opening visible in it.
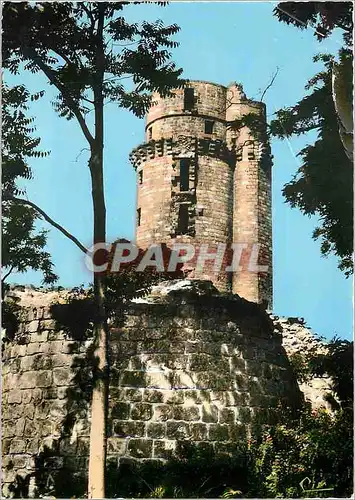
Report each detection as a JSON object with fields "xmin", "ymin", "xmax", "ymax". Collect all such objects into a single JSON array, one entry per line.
[
  {"xmin": 184, "ymin": 88, "xmax": 195, "ymax": 111},
  {"xmin": 137, "ymin": 208, "xmax": 141, "ymax": 227},
  {"xmin": 205, "ymin": 120, "xmax": 214, "ymax": 134},
  {"xmin": 179, "ymin": 159, "xmax": 190, "ymax": 191},
  {"xmin": 177, "ymin": 204, "xmax": 189, "ymax": 234},
  {"xmin": 138, "ymin": 170, "xmax": 143, "ymax": 184},
  {"xmin": 148, "ymin": 127, "xmax": 152, "ymax": 140}
]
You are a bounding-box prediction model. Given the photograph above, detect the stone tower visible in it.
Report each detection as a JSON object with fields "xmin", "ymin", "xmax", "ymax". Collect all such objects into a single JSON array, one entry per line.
[{"xmin": 129, "ymin": 81, "xmax": 272, "ymax": 307}]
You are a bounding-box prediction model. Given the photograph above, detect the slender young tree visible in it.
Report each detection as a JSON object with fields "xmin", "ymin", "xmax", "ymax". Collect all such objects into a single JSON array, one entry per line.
[{"xmin": 3, "ymin": 2, "xmax": 185, "ymax": 496}]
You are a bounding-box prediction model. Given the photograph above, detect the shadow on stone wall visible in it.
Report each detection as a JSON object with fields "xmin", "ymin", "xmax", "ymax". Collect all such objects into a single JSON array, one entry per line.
[{"xmin": 2, "ymin": 283, "xmax": 303, "ymax": 498}]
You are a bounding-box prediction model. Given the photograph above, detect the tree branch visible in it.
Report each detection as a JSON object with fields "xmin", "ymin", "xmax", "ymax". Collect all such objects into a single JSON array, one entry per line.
[
  {"xmin": 4, "ymin": 194, "xmax": 88, "ymax": 254},
  {"xmin": 2, "ymin": 265, "xmax": 15, "ymax": 284},
  {"xmin": 24, "ymin": 47, "xmax": 95, "ymax": 147},
  {"xmin": 260, "ymin": 67, "xmax": 279, "ymax": 102}
]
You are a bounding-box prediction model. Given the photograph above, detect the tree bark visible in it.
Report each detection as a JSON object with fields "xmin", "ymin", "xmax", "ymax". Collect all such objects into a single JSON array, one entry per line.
[{"xmin": 88, "ymin": 4, "xmax": 109, "ymax": 498}]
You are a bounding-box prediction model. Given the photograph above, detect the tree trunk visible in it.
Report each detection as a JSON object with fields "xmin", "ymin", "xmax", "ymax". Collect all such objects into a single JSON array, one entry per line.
[
  {"xmin": 88, "ymin": 5, "xmax": 108, "ymax": 498},
  {"xmin": 87, "ymin": 152, "xmax": 109, "ymax": 499},
  {"xmin": 88, "ymin": 273, "xmax": 108, "ymax": 499}
]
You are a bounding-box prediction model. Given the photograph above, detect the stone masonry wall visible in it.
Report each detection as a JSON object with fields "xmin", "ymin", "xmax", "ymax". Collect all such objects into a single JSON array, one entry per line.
[
  {"xmin": 271, "ymin": 315, "xmax": 334, "ymax": 409},
  {"xmin": 2, "ymin": 282, "xmax": 304, "ymax": 497}
]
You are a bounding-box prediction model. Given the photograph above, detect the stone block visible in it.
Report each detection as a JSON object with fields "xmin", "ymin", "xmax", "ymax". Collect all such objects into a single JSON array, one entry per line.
[
  {"xmin": 57, "ymin": 386, "xmax": 68, "ymax": 399},
  {"xmin": 107, "ymin": 437, "xmax": 126, "ymax": 455},
  {"xmin": 142, "ymin": 389, "xmax": 164, "ymax": 403},
  {"xmin": 196, "ymin": 371, "xmax": 231, "ymax": 391},
  {"xmin": 236, "ymin": 407, "xmax": 251, "ymax": 424},
  {"xmin": 8, "ymin": 390, "xmax": 22, "ymax": 404},
  {"xmin": 189, "ymin": 354, "xmax": 213, "ymax": 371},
  {"xmin": 146, "ymin": 372, "xmax": 171, "ymax": 389},
  {"xmin": 49, "ymin": 401, "xmax": 68, "ymax": 419},
  {"xmin": 164, "ymin": 390, "xmax": 184, "ymax": 404},
  {"xmin": 37, "ymin": 370, "xmax": 53, "ymax": 388},
  {"xmin": 31, "ymin": 330, "xmax": 49, "ymax": 343},
  {"xmin": 22, "ymin": 403, "xmax": 35, "ymax": 420},
  {"xmin": 27, "ymin": 320, "xmax": 39, "ymax": 333},
  {"xmin": 146, "ymin": 422, "xmax": 166, "ymax": 439},
  {"xmin": 40, "ymin": 319, "xmax": 57, "ymax": 330},
  {"xmin": 76, "ymin": 438, "xmax": 90, "ymax": 456},
  {"xmin": 185, "ymin": 389, "xmax": 210, "ymax": 405},
  {"xmin": 128, "ymin": 355, "xmax": 144, "ymax": 370},
  {"xmin": 171, "ymin": 371, "xmax": 195, "ymax": 389},
  {"xmin": 10, "ymin": 438, "xmax": 27, "ymax": 454},
  {"xmin": 32, "ymin": 388, "xmax": 42, "ymax": 402},
  {"xmin": 208, "ymin": 424, "xmax": 229, "ymax": 441},
  {"xmin": 219, "ymin": 408, "xmax": 235, "ymax": 424},
  {"xmin": 39, "ymin": 419, "xmax": 54, "ymax": 437},
  {"xmin": 112, "ymin": 388, "xmax": 142, "ymax": 402},
  {"xmin": 154, "ymin": 404, "xmax": 173, "ymax": 422},
  {"xmin": 51, "ymin": 353, "xmax": 72, "ymax": 368},
  {"xmin": 26, "ymin": 438, "xmax": 40, "ymax": 454},
  {"xmin": 22, "ymin": 390, "xmax": 32, "ymax": 405},
  {"xmin": 130, "ymin": 403, "xmax": 153, "ymax": 421},
  {"xmin": 190, "ymin": 422, "xmax": 208, "ymax": 440},
  {"xmin": 229, "ymin": 424, "xmax": 247, "ymax": 440},
  {"xmin": 46, "ymin": 340, "xmax": 63, "ymax": 354},
  {"xmin": 173, "ymin": 405, "xmax": 200, "ymax": 421},
  {"xmin": 2, "ymin": 438, "xmax": 11, "ymax": 455},
  {"xmin": 167, "ymin": 421, "xmax": 191, "ymax": 440},
  {"xmin": 26, "ymin": 342, "xmax": 41, "ymax": 356},
  {"xmin": 18, "ymin": 371, "xmax": 38, "ymax": 389},
  {"xmin": 202, "ymin": 403, "xmax": 218, "ymax": 423},
  {"xmin": 127, "ymin": 438, "xmax": 153, "ymax": 458},
  {"xmin": 9, "ymin": 358, "xmax": 21, "ymax": 373},
  {"xmin": 33, "ymin": 353, "xmax": 53, "ymax": 370},
  {"xmin": 165, "ymin": 355, "xmax": 188, "ymax": 370},
  {"xmin": 120, "ymin": 370, "xmax": 146, "ymax": 388},
  {"xmin": 113, "ymin": 420, "xmax": 145, "ymax": 438},
  {"xmin": 234, "ymin": 373, "xmax": 248, "ymax": 391},
  {"xmin": 3, "ymin": 419, "xmax": 16, "ymax": 437},
  {"xmin": 231, "ymin": 355, "xmax": 246, "ymax": 371},
  {"xmin": 15, "ymin": 417, "xmax": 26, "ymax": 436},
  {"xmin": 10, "ymin": 454, "xmax": 28, "ymax": 469},
  {"xmin": 153, "ymin": 439, "xmax": 176, "ymax": 459},
  {"xmin": 111, "ymin": 401, "xmax": 130, "ymax": 419},
  {"xmin": 53, "ymin": 367, "xmax": 75, "ymax": 386},
  {"xmin": 42, "ymin": 387, "xmax": 59, "ymax": 399},
  {"xmin": 63, "ymin": 341, "xmax": 81, "ymax": 355},
  {"xmin": 199, "ymin": 342, "xmax": 221, "ymax": 355}
]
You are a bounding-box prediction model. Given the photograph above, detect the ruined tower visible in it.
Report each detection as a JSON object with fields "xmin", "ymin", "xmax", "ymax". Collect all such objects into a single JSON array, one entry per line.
[{"xmin": 129, "ymin": 81, "xmax": 272, "ymax": 307}]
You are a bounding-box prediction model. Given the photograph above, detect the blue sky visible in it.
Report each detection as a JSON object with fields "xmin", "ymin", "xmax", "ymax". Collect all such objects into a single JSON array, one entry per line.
[{"xmin": 6, "ymin": 2, "xmax": 353, "ymax": 340}]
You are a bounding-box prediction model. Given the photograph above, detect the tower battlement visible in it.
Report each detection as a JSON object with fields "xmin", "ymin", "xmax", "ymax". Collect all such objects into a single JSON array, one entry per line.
[{"xmin": 130, "ymin": 81, "xmax": 272, "ymax": 307}]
